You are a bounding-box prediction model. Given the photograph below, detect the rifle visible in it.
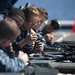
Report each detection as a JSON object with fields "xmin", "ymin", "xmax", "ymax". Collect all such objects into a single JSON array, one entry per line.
[
  {"xmin": 24, "ymin": 57, "xmax": 75, "ymax": 74},
  {"xmin": 25, "ymin": 65, "xmax": 58, "ymax": 75},
  {"xmin": 25, "ymin": 41, "xmax": 75, "ymax": 74},
  {"xmin": 44, "ymin": 41, "xmax": 75, "ymax": 52},
  {"xmin": 28, "ymin": 57, "xmax": 75, "ymax": 74}
]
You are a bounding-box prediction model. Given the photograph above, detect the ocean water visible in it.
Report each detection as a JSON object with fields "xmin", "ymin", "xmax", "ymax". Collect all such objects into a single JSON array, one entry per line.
[{"xmin": 14, "ymin": 0, "xmax": 75, "ymax": 20}]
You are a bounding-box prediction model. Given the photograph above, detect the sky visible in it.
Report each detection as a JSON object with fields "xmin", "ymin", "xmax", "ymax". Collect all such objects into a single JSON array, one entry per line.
[{"xmin": 14, "ymin": 0, "xmax": 75, "ymax": 20}]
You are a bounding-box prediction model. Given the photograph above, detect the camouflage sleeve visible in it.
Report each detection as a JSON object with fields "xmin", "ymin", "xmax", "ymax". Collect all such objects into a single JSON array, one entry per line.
[{"xmin": 0, "ymin": 49, "xmax": 25, "ymax": 72}]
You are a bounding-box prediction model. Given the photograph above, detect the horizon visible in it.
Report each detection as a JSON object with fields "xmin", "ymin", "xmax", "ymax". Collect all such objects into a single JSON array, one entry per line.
[{"xmin": 14, "ymin": 0, "xmax": 75, "ymax": 20}]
